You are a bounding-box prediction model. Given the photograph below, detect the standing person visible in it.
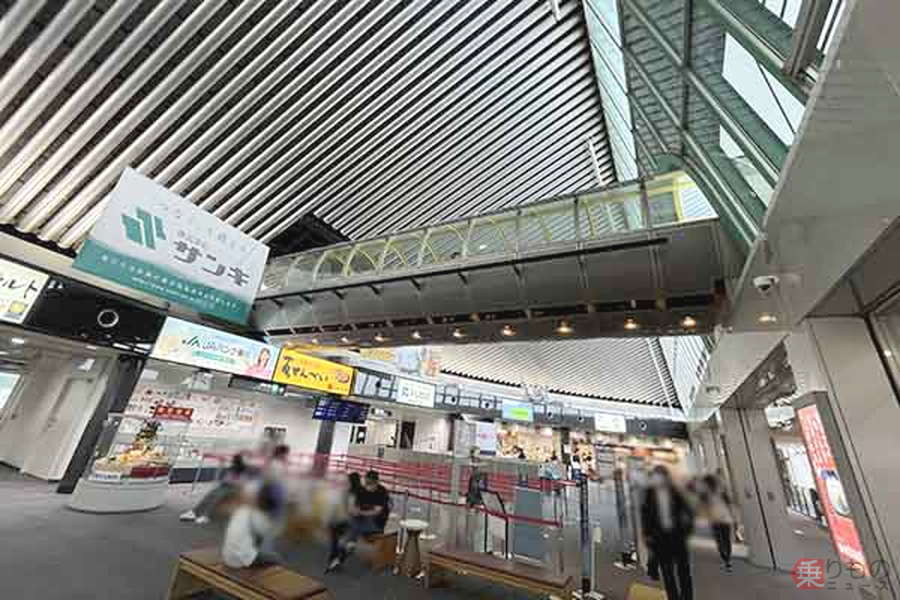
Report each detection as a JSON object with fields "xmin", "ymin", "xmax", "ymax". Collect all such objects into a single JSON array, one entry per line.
[
  {"xmin": 700, "ymin": 474, "xmax": 734, "ymax": 572},
  {"xmin": 265, "ymin": 444, "xmax": 291, "ymax": 481},
  {"xmin": 640, "ymin": 465, "xmax": 694, "ymax": 600},
  {"xmin": 180, "ymin": 453, "xmax": 248, "ymax": 524},
  {"xmin": 222, "ymin": 482, "xmax": 285, "ymax": 568}
]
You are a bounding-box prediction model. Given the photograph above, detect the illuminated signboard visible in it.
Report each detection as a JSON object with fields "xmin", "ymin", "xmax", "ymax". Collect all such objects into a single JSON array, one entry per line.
[
  {"xmin": 273, "ymin": 348, "xmax": 354, "ymax": 395},
  {"xmin": 150, "ymin": 317, "xmax": 278, "ymax": 380}
]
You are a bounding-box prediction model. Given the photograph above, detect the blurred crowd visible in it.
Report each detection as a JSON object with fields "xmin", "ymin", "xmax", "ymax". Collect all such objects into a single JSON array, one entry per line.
[{"xmin": 178, "ymin": 445, "xmax": 391, "ymax": 574}]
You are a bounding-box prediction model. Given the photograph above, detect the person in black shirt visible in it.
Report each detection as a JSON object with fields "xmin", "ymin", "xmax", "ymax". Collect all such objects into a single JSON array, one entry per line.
[{"xmin": 347, "ymin": 470, "xmax": 391, "ymax": 544}]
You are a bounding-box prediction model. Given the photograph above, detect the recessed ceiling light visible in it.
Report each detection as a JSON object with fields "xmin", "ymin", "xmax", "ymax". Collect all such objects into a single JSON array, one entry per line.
[
  {"xmin": 340, "ymin": 336, "xmax": 351, "ymax": 344},
  {"xmin": 556, "ymin": 320, "xmax": 573, "ymax": 334},
  {"xmin": 681, "ymin": 315, "xmax": 697, "ymax": 328},
  {"xmin": 478, "ymin": 243, "xmax": 488, "ymax": 250},
  {"xmin": 310, "ymin": 338, "xmax": 319, "ymax": 345},
  {"xmin": 452, "ymin": 328, "xmax": 465, "ymax": 339},
  {"xmin": 374, "ymin": 332, "xmax": 388, "ymax": 343},
  {"xmin": 411, "ymin": 330, "xmax": 422, "ymax": 340},
  {"xmin": 10, "ymin": 337, "xmax": 26, "ymax": 345},
  {"xmin": 884, "ymin": 349, "xmax": 893, "ymax": 358},
  {"xmin": 500, "ymin": 324, "xmax": 516, "ymax": 337},
  {"xmin": 624, "ymin": 318, "xmax": 639, "ymax": 331},
  {"xmin": 758, "ymin": 313, "xmax": 778, "ymax": 324}
]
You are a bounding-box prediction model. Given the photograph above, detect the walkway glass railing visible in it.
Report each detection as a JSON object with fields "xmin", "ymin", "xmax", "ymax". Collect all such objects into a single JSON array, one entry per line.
[{"xmin": 261, "ymin": 170, "xmax": 716, "ymax": 294}]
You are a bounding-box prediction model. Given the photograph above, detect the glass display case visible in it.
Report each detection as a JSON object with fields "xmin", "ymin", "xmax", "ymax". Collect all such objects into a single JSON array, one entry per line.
[{"xmin": 68, "ymin": 411, "xmax": 191, "ymax": 513}]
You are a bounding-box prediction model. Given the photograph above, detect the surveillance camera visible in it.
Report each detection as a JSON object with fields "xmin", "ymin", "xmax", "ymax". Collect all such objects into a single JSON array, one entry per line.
[{"xmin": 752, "ymin": 275, "xmax": 780, "ymax": 294}]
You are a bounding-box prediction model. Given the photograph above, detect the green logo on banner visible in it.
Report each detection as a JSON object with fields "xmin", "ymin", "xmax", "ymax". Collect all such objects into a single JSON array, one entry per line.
[{"xmin": 122, "ymin": 208, "xmax": 166, "ymax": 249}]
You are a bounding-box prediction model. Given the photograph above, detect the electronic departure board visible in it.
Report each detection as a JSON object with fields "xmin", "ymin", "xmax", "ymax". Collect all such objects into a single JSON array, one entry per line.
[{"xmin": 313, "ymin": 398, "xmax": 370, "ymax": 423}]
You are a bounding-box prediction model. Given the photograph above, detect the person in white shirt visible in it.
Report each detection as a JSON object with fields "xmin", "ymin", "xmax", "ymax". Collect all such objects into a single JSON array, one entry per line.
[{"xmin": 222, "ymin": 482, "xmax": 284, "ymax": 568}]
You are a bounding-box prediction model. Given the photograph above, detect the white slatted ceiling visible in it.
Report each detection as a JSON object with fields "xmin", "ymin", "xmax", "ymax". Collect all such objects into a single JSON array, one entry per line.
[
  {"xmin": 0, "ymin": 0, "xmax": 615, "ymax": 249},
  {"xmin": 437, "ymin": 337, "xmax": 680, "ymax": 407}
]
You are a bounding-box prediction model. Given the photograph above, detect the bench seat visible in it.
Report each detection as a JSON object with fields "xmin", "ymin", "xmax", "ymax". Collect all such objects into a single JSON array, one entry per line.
[
  {"xmin": 426, "ymin": 547, "xmax": 572, "ymax": 598},
  {"xmin": 167, "ymin": 548, "xmax": 329, "ymax": 600}
]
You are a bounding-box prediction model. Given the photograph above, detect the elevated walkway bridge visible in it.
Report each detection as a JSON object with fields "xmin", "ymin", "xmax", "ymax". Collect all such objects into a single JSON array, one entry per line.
[{"xmin": 253, "ymin": 171, "xmax": 743, "ymax": 346}]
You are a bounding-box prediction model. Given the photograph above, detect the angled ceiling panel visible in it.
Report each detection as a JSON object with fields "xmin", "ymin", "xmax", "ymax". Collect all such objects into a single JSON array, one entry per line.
[
  {"xmin": 0, "ymin": 0, "xmax": 615, "ymax": 250},
  {"xmin": 438, "ymin": 337, "xmax": 680, "ymax": 407}
]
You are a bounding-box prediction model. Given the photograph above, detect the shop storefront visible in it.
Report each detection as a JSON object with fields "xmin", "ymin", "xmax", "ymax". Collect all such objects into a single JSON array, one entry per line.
[{"xmin": 65, "ymin": 316, "xmax": 358, "ymax": 512}]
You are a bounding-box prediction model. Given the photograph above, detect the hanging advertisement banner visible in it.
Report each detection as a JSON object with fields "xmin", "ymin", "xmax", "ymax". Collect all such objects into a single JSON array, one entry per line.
[
  {"xmin": 0, "ymin": 258, "xmax": 48, "ymax": 324},
  {"xmin": 273, "ymin": 348, "xmax": 354, "ymax": 395},
  {"xmin": 360, "ymin": 346, "xmax": 442, "ymax": 377},
  {"xmin": 396, "ymin": 377, "xmax": 436, "ymax": 408},
  {"xmin": 797, "ymin": 404, "xmax": 869, "ymax": 574},
  {"xmin": 150, "ymin": 317, "xmax": 278, "ymax": 380},
  {"xmin": 73, "ymin": 169, "xmax": 268, "ymax": 324}
]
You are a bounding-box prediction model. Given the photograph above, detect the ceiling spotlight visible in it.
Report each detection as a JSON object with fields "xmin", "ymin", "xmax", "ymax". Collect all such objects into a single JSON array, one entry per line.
[
  {"xmin": 500, "ymin": 324, "xmax": 516, "ymax": 337},
  {"xmin": 374, "ymin": 332, "xmax": 388, "ymax": 343},
  {"xmin": 556, "ymin": 320, "xmax": 573, "ymax": 334},
  {"xmin": 340, "ymin": 336, "xmax": 351, "ymax": 344},
  {"xmin": 681, "ymin": 315, "xmax": 697, "ymax": 328},
  {"xmin": 758, "ymin": 313, "xmax": 778, "ymax": 324},
  {"xmin": 884, "ymin": 349, "xmax": 893, "ymax": 358},
  {"xmin": 411, "ymin": 330, "xmax": 422, "ymax": 340},
  {"xmin": 452, "ymin": 328, "xmax": 466, "ymax": 339},
  {"xmin": 624, "ymin": 318, "xmax": 639, "ymax": 331},
  {"xmin": 310, "ymin": 338, "xmax": 319, "ymax": 345},
  {"xmin": 10, "ymin": 337, "xmax": 26, "ymax": 345}
]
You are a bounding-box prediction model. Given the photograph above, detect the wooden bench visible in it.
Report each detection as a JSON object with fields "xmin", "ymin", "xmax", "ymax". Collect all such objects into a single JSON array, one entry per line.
[
  {"xmin": 167, "ymin": 548, "xmax": 330, "ymax": 600},
  {"xmin": 426, "ymin": 547, "xmax": 573, "ymax": 598}
]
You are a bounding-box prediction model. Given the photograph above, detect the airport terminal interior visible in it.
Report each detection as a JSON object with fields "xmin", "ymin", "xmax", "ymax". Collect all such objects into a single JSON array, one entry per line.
[{"xmin": 0, "ymin": 1, "xmax": 898, "ymax": 599}]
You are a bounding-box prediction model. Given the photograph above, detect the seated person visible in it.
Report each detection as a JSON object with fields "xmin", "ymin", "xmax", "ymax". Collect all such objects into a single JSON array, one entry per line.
[
  {"xmin": 348, "ymin": 470, "xmax": 390, "ymax": 544},
  {"xmin": 222, "ymin": 482, "xmax": 284, "ymax": 568}
]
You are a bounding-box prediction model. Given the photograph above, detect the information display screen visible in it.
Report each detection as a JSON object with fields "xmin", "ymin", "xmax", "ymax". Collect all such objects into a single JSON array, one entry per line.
[
  {"xmin": 313, "ymin": 398, "xmax": 370, "ymax": 424},
  {"xmin": 501, "ymin": 399, "xmax": 534, "ymax": 422}
]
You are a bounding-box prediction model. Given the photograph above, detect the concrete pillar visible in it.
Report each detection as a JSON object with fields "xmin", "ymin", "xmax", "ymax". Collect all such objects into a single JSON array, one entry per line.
[{"xmin": 788, "ymin": 318, "xmax": 900, "ymax": 587}]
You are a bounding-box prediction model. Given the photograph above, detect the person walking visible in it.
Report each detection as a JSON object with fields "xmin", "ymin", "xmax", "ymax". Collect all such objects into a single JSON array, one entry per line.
[
  {"xmin": 700, "ymin": 474, "xmax": 735, "ymax": 572},
  {"xmin": 640, "ymin": 465, "xmax": 694, "ymax": 600}
]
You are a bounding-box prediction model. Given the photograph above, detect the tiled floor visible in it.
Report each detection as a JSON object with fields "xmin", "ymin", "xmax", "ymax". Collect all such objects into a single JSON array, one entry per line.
[{"xmin": 0, "ymin": 468, "xmax": 867, "ymax": 599}]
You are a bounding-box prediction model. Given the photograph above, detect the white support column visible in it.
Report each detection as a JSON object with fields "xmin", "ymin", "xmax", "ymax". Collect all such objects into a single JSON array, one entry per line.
[{"xmin": 788, "ymin": 317, "xmax": 900, "ymax": 583}]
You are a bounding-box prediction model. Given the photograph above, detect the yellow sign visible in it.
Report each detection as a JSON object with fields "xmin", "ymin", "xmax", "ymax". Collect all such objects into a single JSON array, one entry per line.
[{"xmin": 273, "ymin": 348, "xmax": 354, "ymax": 395}]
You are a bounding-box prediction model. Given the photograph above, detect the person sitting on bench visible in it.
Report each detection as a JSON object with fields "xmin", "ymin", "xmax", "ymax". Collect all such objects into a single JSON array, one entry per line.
[
  {"xmin": 222, "ymin": 482, "xmax": 285, "ymax": 568},
  {"xmin": 343, "ymin": 470, "xmax": 390, "ymax": 552}
]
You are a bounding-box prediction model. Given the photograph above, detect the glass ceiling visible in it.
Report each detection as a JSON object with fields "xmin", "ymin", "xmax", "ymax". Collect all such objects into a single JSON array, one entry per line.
[{"xmin": 583, "ymin": 0, "xmax": 845, "ymax": 253}]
